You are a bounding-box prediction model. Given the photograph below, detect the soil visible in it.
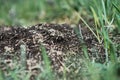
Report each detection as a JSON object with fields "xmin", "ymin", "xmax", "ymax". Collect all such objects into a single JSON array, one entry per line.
[
  {"xmin": 0, "ymin": 23, "xmax": 119, "ymax": 79},
  {"xmin": 0, "ymin": 24, "xmax": 81, "ymax": 72}
]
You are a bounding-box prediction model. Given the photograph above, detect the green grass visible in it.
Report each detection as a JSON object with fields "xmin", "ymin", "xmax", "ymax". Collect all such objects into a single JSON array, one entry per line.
[{"xmin": 0, "ymin": 0, "xmax": 120, "ymax": 80}]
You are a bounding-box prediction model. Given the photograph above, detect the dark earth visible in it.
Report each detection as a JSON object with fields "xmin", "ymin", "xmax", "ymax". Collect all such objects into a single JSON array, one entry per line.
[{"xmin": 0, "ymin": 23, "xmax": 119, "ymax": 79}]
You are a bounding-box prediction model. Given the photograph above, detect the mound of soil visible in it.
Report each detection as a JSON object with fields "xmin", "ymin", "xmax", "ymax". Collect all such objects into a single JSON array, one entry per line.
[
  {"xmin": 1, "ymin": 23, "xmax": 116, "ymax": 79},
  {"xmin": 0, "ymin": 24, "xmax": 82, "ymax": 72}
]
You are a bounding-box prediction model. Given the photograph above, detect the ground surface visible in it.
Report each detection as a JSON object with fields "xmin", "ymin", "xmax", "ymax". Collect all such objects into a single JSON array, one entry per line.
[{"xmin": 0, "ymin": 24, "xmax": 119, "ymax": 79}]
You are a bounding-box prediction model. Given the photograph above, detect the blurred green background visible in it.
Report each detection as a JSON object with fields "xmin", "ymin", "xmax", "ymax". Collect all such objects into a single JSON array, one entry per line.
[
  {"xmin": 0, "ymin": 0, "xmax": 120, "ymax": 27},
  {"xmin": 0, "ymin": 0, "xmax": 80, "ymax": 26}
]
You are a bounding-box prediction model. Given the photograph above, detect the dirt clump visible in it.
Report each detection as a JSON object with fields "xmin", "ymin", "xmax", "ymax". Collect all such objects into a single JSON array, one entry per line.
[
  {"xmin": 0, "ymin": 24, "xmax": 81, "ymax": 73},
  {"xmin": 1, "ymin": 23, "xmax": 118, "ymax": 79}
]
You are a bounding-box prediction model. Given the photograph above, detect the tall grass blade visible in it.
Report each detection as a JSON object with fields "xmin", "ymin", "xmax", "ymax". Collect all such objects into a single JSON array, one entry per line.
[
  {"xmin": 40, "ymin": 45, "xmax": 54, "ymax": 80},
  {"xmin": 91, "ymin": 7, "xmax": 101, "ymax": 42},
  {"xmin": 20, "ymin": 44, "xmax": 27, "ymax": 69},
  {"xmin": 112, "ymin": 3, "xmax": 120, "ymax": 14},
  {"xmin": 0, "ymin": 70, "xmax": 4, "ymax": 80},
  {"xmin": 102, "ymin": 0, "xmax": 107, "ymax": 23},
  {"xmin": 77, "ymin": 13, "xmax": 100, "ymax": 43}
]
